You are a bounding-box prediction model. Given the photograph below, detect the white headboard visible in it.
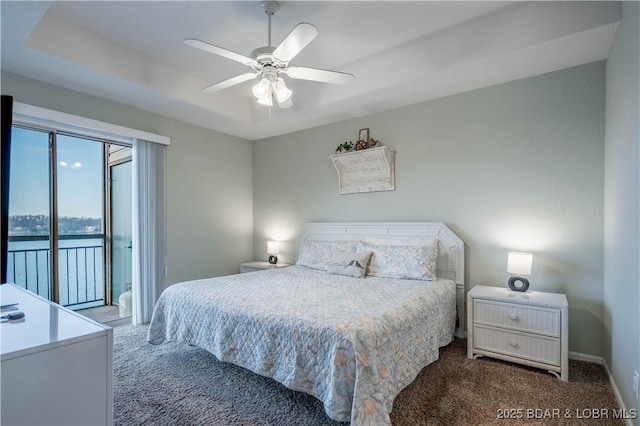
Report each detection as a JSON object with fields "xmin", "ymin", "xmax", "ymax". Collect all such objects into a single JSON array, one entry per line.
[{"xmin": 296, "ymin": 222, "xmax": 466, "ymax": 337}]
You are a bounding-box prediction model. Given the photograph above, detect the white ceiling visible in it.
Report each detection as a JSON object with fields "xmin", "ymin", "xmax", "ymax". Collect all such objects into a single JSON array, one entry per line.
[{"xmin": 1, "ymin": 1, "xmax": 619, "ymax": 140}]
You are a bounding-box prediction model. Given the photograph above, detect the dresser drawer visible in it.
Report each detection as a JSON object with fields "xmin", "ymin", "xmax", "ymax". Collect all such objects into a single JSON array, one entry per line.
[
  {"xmin": 474, "ymin": 325, "xmax": 560, "ymax": 366},
  {"xmin": 474, "ymin": 300, "xmax": 560, "ymax": 337}
]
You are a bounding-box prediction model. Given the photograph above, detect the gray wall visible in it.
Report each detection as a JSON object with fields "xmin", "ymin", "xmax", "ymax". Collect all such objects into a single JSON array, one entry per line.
[
  {"xmin": 1, "ymin": 72, "xmax": 254, "ymax": 287},
  {"xmin": 254, "ymin": 62, "xmax": 605, "ymax": 356},
  {"xmin": 604, "ymin": 0, "xmax": 639, "ymax": 413}
]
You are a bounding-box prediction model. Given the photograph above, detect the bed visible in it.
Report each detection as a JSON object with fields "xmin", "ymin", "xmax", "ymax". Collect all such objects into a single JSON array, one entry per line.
[{"xmin": 148, "ymin": 222, "xmax": 465, "ymax": 425}]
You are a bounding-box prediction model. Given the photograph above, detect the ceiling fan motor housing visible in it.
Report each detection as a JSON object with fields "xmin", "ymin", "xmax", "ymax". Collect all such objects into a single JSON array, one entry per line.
[
  {"xmin": 251, "ymin": 47, "xmax": 287, "ymax": 77},
  {"xmin": 260, "ymin": 65, "xmax": 279, "ymax": 83}
]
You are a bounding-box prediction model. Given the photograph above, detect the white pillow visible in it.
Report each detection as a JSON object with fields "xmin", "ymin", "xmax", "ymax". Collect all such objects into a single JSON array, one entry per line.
[
  {"xmin": 296, "ymin": 240, "xmax": 361, "ymax": 271},
  {"xmin": 326, "ymin": 250, "xmax": 373, "ymax": 278},
  {"xmin": 364, "ymin": 239, "xmax": 439, "ymax": 281}
]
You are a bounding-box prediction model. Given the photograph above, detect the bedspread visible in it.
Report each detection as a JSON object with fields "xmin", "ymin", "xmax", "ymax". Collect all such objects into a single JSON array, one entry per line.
[{"xmin": 147, "ymin": 266, "xmax": 456, "ymax": 425}]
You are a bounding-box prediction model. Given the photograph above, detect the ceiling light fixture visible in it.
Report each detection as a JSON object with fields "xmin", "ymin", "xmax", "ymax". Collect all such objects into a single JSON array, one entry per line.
[
  {"xmin": 251, "ymin": 65, "xmax": 291, "ymax": 107},
  {"xmin": 253, "ymin": 77, "xmax": 292, "ymax": 106},
  {"xmin": 273, "ymin": 78, "xmax": 292, "ymax": 103},
  {"xmin": 185, "ymin": 0, "xmax": 354, "ymax": 109}
]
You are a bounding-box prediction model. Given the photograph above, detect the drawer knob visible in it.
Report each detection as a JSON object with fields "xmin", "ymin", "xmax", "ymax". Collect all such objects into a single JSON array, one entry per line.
[
  {"xmin": 509, "ymin": 313, "xmax": 519, "ymax": 321},
  {"xmin": 509, "ymin": 340, "xmax": 519, "ymax": 348}
]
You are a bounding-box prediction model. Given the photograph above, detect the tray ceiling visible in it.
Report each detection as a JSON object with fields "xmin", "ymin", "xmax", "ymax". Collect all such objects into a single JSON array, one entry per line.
[{"xmin": 1, "ymin": 1, "xmax": 619, "ymax": 140}]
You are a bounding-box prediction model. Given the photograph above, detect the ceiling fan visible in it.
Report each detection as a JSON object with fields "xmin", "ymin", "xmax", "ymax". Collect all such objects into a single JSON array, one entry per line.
[{"xmin": 185, "ymin": 1, "xmax": 355, "ymax": 108}]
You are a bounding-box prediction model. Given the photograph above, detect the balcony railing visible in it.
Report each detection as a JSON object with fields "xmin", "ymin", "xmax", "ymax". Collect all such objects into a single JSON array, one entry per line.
[{"xmin": 6, "ymin": 235, "xmax": 105, "ymax": 310}]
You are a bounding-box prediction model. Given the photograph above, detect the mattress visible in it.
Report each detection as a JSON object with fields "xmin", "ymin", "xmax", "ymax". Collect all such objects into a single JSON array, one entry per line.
[{"xmin": 147, "ymin": 266, "xmax": 456, "ymax": 425}]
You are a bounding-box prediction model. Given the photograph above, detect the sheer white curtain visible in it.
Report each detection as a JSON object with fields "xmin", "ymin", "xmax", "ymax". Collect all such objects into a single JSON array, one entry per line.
[{"xmin": 131, "ymin": 138, "xmax": 166, "ymax": 325}]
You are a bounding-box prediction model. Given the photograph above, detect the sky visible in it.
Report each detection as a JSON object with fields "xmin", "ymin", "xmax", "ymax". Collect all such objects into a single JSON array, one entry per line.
[{"xmin": 9, "ymin": 127, "xmax": 104, "ymax": 218}]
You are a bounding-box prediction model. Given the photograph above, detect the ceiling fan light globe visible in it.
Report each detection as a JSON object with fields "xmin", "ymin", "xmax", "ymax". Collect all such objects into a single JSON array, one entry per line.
[
  {"xmin": 252, "ymin": 78, "xmax": 271, "ymax": 99},
  {"xmin": 256, "ymin": 92, "xmax": 273, "ymax": 106},
  {"xmin": 274, "ymin": 79, "xmax": 292, "ymax": 103}
]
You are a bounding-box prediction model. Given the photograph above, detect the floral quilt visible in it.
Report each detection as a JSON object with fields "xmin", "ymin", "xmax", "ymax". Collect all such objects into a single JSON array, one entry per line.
[{"xmin": 147, "ymin": 266, "xmax": 456, "ymax": 425}]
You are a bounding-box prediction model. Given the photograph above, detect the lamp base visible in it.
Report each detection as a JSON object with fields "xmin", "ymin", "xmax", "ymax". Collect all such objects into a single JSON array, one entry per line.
[
  {"xmin": 508, "ymin": 276, "xmax": 529, "ymax": 292},
  {"xmin": 268, "ymin": 255, "xmax": 278, "ymax": 265}
]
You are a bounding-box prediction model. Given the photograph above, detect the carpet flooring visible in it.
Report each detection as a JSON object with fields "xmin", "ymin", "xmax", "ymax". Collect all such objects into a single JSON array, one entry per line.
[{"xmin": 114, "ymin": 325, "xmax": 624, "ymax": 425}]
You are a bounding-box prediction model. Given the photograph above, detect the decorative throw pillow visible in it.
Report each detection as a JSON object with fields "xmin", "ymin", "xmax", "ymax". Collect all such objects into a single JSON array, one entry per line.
[
  {"xmin": 296, "ymin": 240, "xmax": 361, "ymax": 271},
  {"xmin": 365, "ymin": 239, "xmax": 439, "ymax": 280},
  {"xmin": 326, "ymin": 250, "xmax": 373, "ymax": 278}
]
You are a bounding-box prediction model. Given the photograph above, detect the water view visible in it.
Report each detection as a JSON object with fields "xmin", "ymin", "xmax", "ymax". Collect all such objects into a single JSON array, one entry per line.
[
  {"xmin": 7, "ymin": 127, "xmax": 130, "ymax": 311},
  {"xmin": 7, "ymin": 227, "xmax": 105, "ymax": 310}
]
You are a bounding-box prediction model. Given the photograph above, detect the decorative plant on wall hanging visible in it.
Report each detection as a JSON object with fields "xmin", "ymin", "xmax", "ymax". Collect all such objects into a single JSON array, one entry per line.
[
  {"xmin": 335, "ymin": 129, "xmax": 380, "ymax": 154},
  {"xmin": 335, "ymin": 141, "xmax": 354, "ymax": 153}
]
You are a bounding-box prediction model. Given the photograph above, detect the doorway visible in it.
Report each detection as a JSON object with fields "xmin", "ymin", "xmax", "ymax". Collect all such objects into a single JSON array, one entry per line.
[
  {"xmin": 107, "ymin": 145, "xmax": 132, "ymax": 320},
  {"xmin": 5, "ymin": 126, "xmax": 133, "ymax": 324},
  {"xmin": 79, "ymin": 144, "xmax": 133, "ymax": 325}
]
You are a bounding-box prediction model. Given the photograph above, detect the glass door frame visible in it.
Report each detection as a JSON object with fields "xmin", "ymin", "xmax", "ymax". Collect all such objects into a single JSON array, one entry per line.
[
  {"xmin": 104, "ymin": 143, "xmax": 132, "ymax": 306},
  {"xmin": 49, "ymin": 129, "xmax": 59, "ymax": 303}
]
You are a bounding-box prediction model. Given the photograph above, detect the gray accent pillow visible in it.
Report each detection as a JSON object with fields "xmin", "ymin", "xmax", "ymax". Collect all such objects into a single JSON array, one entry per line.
[{"xmin": 326, "ymin": 250, "xmax": 373, "ymax": 278}]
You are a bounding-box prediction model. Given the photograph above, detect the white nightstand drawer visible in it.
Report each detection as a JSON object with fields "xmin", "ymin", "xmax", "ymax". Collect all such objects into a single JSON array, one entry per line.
[
  {"xmin": 474, "ymin": 300, "xmax": 560, "ymax": 337},
  {"xmin": 474, "ymin": 325, "xmax": 560, "ymax": 366}
]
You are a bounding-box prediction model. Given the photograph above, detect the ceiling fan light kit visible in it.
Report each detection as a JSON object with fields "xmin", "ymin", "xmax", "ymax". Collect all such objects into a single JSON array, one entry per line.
[
  {"xmin": 251, "ymin": 65, "xmax": 292, "ymax": 106},
  {"xmin": 185, "ymin": 0, "xmax": 354, "ymax": 108}
]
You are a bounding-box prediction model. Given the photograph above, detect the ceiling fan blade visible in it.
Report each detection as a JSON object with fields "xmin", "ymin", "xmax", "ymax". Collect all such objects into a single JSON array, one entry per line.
[
  {"xmin": 202, "ymin": 72, "xmax": 260, "ymax": 93},
  {"xmin": 272, "ymin": 23, "xmax": 318, "ymax": 63},
  {"xmin": 185, "ymin": 38, "xmax": 257, "ymax": 66},
  {"xmin": 286, "ymin": 66, "xmax": 355, "ymax": 85}
]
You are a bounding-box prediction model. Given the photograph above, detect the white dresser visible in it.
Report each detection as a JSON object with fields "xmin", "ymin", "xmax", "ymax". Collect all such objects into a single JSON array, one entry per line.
[
  {"xmin": 467, "ymin": 285, "xmax": 568, "ymax": 381},
  {"xmin": 1, "ymin": 283, "xmax": 113, "ymax": 425}
]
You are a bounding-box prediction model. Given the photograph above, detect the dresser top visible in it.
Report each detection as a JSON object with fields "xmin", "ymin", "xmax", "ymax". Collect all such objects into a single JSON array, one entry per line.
[
  {"xmin": 468, "ymin": 285, "xmax": 568, "ymax": 308},
  {"xmin": 1, "ymin": 284, "xmax": 109, "ymax": 358}
]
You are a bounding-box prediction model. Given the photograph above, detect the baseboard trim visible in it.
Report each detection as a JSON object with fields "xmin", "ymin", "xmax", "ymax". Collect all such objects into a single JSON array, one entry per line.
[
  {"xmin": 570, "ymin": 351, "xmax": 635, "ymax": 426},
  {"xmin": 569, "ymin": 351, "xmax": 603, "ymax": 364}
]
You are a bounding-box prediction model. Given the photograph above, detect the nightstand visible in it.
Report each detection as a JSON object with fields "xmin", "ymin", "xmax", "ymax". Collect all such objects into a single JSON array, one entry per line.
[
  {"xmin": 467, "ymin": 285, "xmax": 568, "ymax": 381},
  {"xmin": 240, "ymin": 261, "xmax": 292, "ymax": 273}
]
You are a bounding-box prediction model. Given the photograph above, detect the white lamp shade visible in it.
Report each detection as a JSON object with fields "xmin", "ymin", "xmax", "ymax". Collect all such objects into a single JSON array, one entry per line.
[
  {"xmin": 267, "ymin": 241, "xmax": 280, "ymax": 255},
  {"xmin": 274, "ymin": 78, "xmax": 292, "ymax": 103},
  {"xmin": 253, "ymin": 78, "xmax": 274, "ymax": 106},
  {"xmin": 252, "ymin": 78, "xmax": 270, "ymax": 98},
  {"xmin": 507, "ymin": 252, "xmax": 533, "ymax": 275},
  {"xmin": 257, "ymin": 97, "xmax": 272, "ymax": 106}
]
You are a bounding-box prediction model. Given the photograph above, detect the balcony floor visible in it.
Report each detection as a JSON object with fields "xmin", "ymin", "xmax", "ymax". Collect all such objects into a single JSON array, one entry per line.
[{"xmin": 79, "ymin": 305, "xmax": 131, "ymax": 326}]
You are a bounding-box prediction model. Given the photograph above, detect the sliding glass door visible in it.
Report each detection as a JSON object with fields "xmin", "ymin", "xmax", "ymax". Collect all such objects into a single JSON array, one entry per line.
[
  {"xmin": 6, "ymin": 126, "xmax": 107, "ymax": 309},
  {"xmin": 6, "ymin": 127, "xmax": 52, "ymax": 299},
  {"xmin": 56, "ymin": 134, "xmax": 105, "ymax": 309}
]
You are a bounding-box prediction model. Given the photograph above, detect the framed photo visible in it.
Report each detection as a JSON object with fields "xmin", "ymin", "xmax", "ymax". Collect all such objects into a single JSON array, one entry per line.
[{"xmin": 358, "ymin": 128, "xmax": 369, "ymax": 142}]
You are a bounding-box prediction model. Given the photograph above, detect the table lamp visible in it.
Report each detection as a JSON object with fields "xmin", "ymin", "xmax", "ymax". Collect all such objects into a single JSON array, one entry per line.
[
  {"xmin": 267, "ymin": 241, "xmax": 280, "ymax": 265},
  {"xmin": 507, "ymin": 251, "xmax": 533, "ymax": 292}
]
